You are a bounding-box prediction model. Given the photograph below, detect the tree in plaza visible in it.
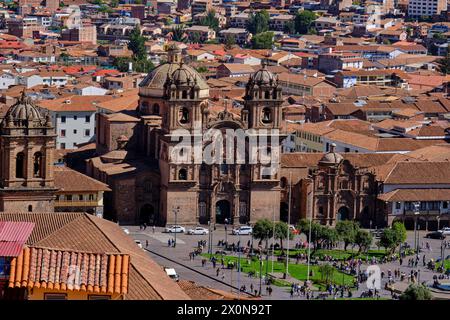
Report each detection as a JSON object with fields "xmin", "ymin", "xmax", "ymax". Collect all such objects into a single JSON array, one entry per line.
[
  {"xmin": 318, "ymin": 226, "xmax": 339, "ymax": 249},
  {"xmin": 400, "ymin": 284, "xmax": 432, "ymax": 300},
  {"xmin": 294, "ymin": 10, "xmax": 317, "ymax": 35},
  {"xmin": 224, "ymin": 34, "xmax": 236, "ymax": 50},
  {"xmin": 378, "ymin": 228, "xmax": 398, "ymax": 254},
  {"xmin": 335, "ymin": 220, "xmax": 359, "ymax": 251},
  {"xmin": 247, "ymin": 10, "xmax": 270, "ymax": 35},
  {"xmin": 110, "ymin": 0, "xmax": 118, "ymax": 7},
  {"xmin": 251, "ymin": 31, "xmax": 274, "ymax": 49},
  {"xmin": 392, "ymin": 222, "xmax": 407, "ymax": 245},
  {"xmin": 297, "ymin": 219, "xmax": 325, "ymax": 251},
  {"xmin": 318, "ymin": 263, "xmax": 335, "ymax": 285},
  {"xmin": 252, "ymin": 219, "xmax": 274, "ymax": 250},
  {"xmin": 354, "ymin": 229, "xmax": 373, "ymax": 253},
  {"xmin": 171, "ymin": 24, "xmax": 188, "ymax": 43},
  {"xmin": 274, "ymin": 221, "xmax": 293, "ymax": 250},
  {"xmin": 200, "ymin": 9, "xmax": 220, "ymax": 32},
  {"xmin": 128, "ymin": 26, "xmax": 147, "ymax": 60}
]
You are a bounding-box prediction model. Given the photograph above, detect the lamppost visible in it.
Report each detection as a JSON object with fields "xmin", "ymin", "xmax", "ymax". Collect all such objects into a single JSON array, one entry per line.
[
  {"xmin": 224, "ymin": 217, "xmax": 228, "ymax": 245},
  {"xmin": 413, "ymin": 202, "xmax": 420, "ymax": 253},
  {"xmin": 237, "ymin": 231, "xmax": 241, "ymax": 300},
  {"xmin": 173, "ymin": 206, "xmax": 180, "ymax": 248},
  {"xmin": 208, "ymin": 220, "xmax": 212, "ymax": 255},
  {"xmin": 259, "ymin": 253, "xmax": 263, "ymax": 296}
]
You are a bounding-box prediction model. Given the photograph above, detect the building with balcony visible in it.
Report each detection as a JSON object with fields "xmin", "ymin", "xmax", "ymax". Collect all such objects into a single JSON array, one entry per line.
[{"xmin": 53, "ymin": 166, "xmax": 111, "ymax": 217}]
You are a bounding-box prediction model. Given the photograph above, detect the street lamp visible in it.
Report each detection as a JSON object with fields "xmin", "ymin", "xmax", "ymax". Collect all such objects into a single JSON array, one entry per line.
[
  {"xmin": 173, "ymin": 206, "xmax": 180, "ymax": 248},
  {"xmin": 208, "ymin": 220, "xmax": 212, "ymax": 255},
  {"xmin": 413, "ymin": 202, "xmax": 420, "ymax": 253},
  {"xmin": 224, "ymin": 217, "xmax": 228, "ymax": 245},
  {"xmin": 259, "ymin": 254, "xmax": 263, "ymax": 296}
]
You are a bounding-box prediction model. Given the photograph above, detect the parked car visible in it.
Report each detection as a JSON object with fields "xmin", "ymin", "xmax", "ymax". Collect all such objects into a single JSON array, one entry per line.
[
  {"xmin": 122, "ymin": 228, "xmax": 129, "ymax": 234},
  {"xmin": 438, "ymin": 227, "xmax": 450, "ymax": 235},
  {"xmin": 426, "ymin": 231, "xmax": 446, "ymax": 239},
  {"xmin": 164, "ymin": 225, "xmax": 186, "ymax": 233},
  {"xmin": 164, "ymin": 268, "xmax": 179, "ymax": 281},
  {"xmin": 232, "ymin": 226, "xmax": 252, "ymax": 235},
  {"xmin": 134, "ymin": 240, "xmax": 143, "ymax": 248},
  {"xmin": 289, "ymin": 225, "xmax": 299, "ymax": 235},
  {"xmin": 187, "ymin": 227, "xmax": 209, "ymax": 235}
]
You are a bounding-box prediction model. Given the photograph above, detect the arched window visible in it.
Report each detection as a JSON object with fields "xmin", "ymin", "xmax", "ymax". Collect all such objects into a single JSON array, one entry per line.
[
  {"xmin": 280, "ymin": 177, "xmax": 288, "ymax": 189},
  {"xmin": 28, "ymin": 205, "xmax": 32, "ymax": 212},
  {"xmin": 141, "ymin": 101, "xmax": 149, "ymax": 112},
  {"xmin": 33, "ymin": 152, "xmax": 43, "ymax": 178},
  {"xmin": 178, "ymin": 168, "xmax": 188, "ymax": 180},
  {"xmin": 16, "ymin": 152, "xmax": 25, "ymax": 178},
  {"xmin": 262, "ymin": 108, "xmax": 272, "ymax": 124},
  {"xmin": 265, "ymin": 91, "xmax": 270, "ymax": 99},
  {"xmin": 179, "ymin": 107, "xmax": 189, "ymax": 124},
  {"xmin": 153, "ymin": 104, "xmax": 160, "ymax": 115},
  {"xmin": 182, "ymin": 90, "xmax": 188, "ymax": 99}
]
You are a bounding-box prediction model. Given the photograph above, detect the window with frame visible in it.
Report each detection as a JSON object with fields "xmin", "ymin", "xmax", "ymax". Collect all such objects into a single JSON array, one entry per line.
[
  {"xmin": 88, "ymin": 295, "xmax": 110, "ymax": 300},
  {"xmin": 44, "ymin": 293, "xmax": 67, "ymax": 300},
  {"xmin": 395, "ymin": 202, "xmax": 401, "ymax": 210},
  {"xmin": 85, "ymin": 129, "xmax": 90, "ymax": 136},
  {"xmin": 61, "ymin": 116, "xmax": 66, "ymax": 123}
]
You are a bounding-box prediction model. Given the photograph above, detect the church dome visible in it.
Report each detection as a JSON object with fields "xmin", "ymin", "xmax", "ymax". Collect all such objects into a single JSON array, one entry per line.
[
  {"xmin": 319, "ymin": 143, "xmax": 343, "ymax": 166},
  {"xmin": 139, "ymin": 45, "xmax": 209, "ymax": 98},
  {"xmin": 171, "ymin": 66, "xmax": 195, "ymax": 85},
  {"xmin": 251, "ymin": 63, "xmax": 277, "ymax": 86},
  {"xmin": 1, "ymin": 91, "xmax": 45, "ymax": 128}
]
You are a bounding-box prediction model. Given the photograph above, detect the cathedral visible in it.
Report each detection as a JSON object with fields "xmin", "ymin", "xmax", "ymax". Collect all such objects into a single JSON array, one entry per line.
[{"xmin": 88, "ymin": 44, "xmax": 286, "ymax": 226}]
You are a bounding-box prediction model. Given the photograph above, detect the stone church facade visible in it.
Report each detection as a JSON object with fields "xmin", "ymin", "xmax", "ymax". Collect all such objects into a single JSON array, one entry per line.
[
  {"xmin": 302, "ymin": 145, "xmax": 379, "ymax": 227},
  {"xmin": 88, "ymin": 45, "xmax": 286, "ymax": 226}
]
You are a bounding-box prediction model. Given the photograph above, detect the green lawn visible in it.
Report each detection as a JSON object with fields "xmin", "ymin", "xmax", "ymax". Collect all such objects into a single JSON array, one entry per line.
[
  {"xmin": 272, "ymin": 248, "xmax": 388, "ymax": 261},
  {"xmin": 203, "ymin": 254, "xmax": 355, "ymax": 290}
]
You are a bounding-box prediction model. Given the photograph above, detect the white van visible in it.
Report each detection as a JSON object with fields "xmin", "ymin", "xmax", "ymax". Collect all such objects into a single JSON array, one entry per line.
[{"xmin": 164, "ymin": 268, "xmax": 179, "ymax": 281}]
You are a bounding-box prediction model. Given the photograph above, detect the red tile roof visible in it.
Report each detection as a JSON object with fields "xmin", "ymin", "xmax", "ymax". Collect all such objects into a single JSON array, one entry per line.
[{"xmin": 8, "ymin": 246, "xmax": 129, "ymax": 294}]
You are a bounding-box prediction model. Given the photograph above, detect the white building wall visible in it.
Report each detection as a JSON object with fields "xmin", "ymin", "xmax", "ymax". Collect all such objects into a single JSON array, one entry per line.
[{"xmin": 53, "ymin": 111, "xmax": 96, "ymax": 149}]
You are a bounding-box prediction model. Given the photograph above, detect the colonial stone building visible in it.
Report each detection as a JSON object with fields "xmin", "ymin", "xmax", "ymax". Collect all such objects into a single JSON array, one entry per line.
[
  {"xmin": 87, "ymin": 44, "xmax": 285, "ymax": 226},
  {"xmin": 0, "ymin": 92, "xmax": 57, "ymax": 212},
  {"xmin": 301, "ymin": 144, "xmax": 379, "ymax": 227}
]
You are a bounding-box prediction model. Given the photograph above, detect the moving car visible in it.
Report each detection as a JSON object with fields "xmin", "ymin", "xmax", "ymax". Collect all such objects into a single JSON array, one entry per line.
[
  {"xmin": 164, "ymin": 225, "xmax": 186, "ymax": 233},
  {"xmin": 122, "ymin": 228, "xmax": 130, "ymax": 234},
  {"xmin": 187, "ymin": 227, "xmax": 209, "ymax": 235},
  {"xmin": 134, "ymin": 240, "xmax": 143, "ymax": 248},
  {"xmin": 438, "ymin": 227, "xmax": 450, "ymax": 235},
  {"xmin": 232, "ymin": 226, "xmax": 252, "ymax": 235},
  {"xmin": 426, "ymin": 231, "xmax": 446, "ymax": 239},
  {"xmin": 164, "ymin": 268, "xmax": 179, "ymax": 281}
]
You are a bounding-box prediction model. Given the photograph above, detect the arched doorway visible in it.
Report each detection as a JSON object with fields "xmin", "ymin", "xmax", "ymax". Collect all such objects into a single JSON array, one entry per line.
[
  {"xmin": 337, "ymin": 206, "xmax": 350, "ymax": 221},
  {"xmin": 215, "ymin": 200, "xmax": 231, "ymax": 224},
  {"xmin": 280, "ymin": 202, "xmax": 289, "ymax": 222},
  {"xmin": 140, "ymin": 204, "xmax": 155, "ymax": 225},
  {"xmin": 360, "ymin": 206, "xmax": 371, "ymax": 228}
]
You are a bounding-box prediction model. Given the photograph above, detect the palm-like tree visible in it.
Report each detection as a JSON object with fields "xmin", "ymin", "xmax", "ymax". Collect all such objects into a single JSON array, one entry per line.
[{"xmin": 171, "ymin": 24, "xmax": 187, "ymax": 43}]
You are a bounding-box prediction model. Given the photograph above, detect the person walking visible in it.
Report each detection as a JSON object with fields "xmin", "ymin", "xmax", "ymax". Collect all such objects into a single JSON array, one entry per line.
[
  {"xmin": 146, "ymin": 240, "xmax": 149, "ymax": 248},
  {"xmin": 152, "ymin": 225, "xmax": 156, "ymax": 234}
]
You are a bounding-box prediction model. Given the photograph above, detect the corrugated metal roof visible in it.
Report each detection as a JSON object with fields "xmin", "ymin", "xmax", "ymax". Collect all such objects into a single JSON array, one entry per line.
[
  {"xmin": 0, "ymin": 242, "xmax": 24, "ymax": 257},
  {"xmin": 0, "ymin": 221, "xmax": 35, "ymax": 257},
  {"xmin": 0, "ymin": 222, "xmax": 35, "ymax": 242}
]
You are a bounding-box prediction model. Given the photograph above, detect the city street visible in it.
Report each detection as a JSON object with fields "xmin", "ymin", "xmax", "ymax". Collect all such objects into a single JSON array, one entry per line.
[{"xmin": 127, "ymin": 225, "xmax": 449, "ymax": 300}]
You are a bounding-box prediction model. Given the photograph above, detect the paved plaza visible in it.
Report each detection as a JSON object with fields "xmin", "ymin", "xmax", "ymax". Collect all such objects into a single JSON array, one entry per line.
[{"xmin": 128, "ymin": 225, "xmax": 449, "ymax": 300}]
